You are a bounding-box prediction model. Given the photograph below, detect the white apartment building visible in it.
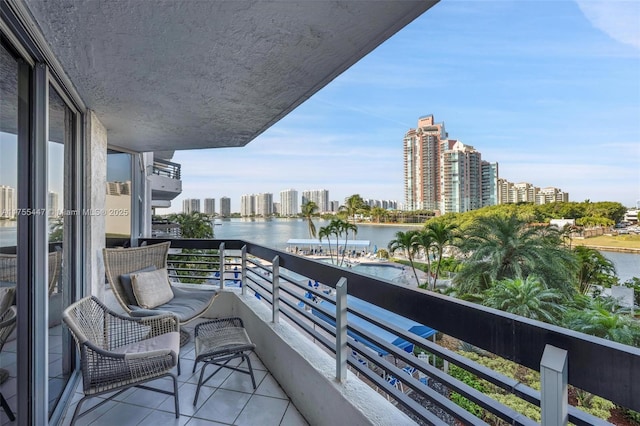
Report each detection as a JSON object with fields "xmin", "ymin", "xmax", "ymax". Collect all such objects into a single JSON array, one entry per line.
[
  {"xmin": 203, "ymin": 198, "xmax": 216, "ymax": 215},
  {"xmin": 220, "ymin": 197, "xmax": 231, "ymax": 217},
  {"xmin": 302, "ymin": 189, "xmax": 329, "ymax": 213},
  {"xmin": 240, "ymin": 194, "xmax": 256, "ymax": 217},
  {"xmin": 279, "ymin": 189, "xmax": 298, "ymax": 216},
  {"xmin": 537, "ymin": 187, "xmax": 570, "ymax": 204},
  {"xmin": 48, "ymin": 191, "xmax": 59, "ymax": 218},
  {"xmin": 0, "ymin": 185, "xmax": 16, "ymax": 218},
  {"xmin": 182, "ymin": 198, "xmax": 200, "ymax": 213},
  {"xmin": 440, "ymin": 140, "xmax": 482, "ymax": 214},
  {"xmin": 363, "ymin": 199, "xmax": 398, "ymax": 210},
  {"xmin": 497, "ymin": 180, "xmax": 569, "ymax": 205},
  {"xmin": 256, "ymin": 193, "xmax": 274, "ymax": 217}
]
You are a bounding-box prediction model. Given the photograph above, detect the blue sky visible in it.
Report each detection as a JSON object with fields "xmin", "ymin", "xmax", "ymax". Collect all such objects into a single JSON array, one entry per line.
[{"xmin": 168, "ymin": 0, "xmax": 640, "ymax": 213}]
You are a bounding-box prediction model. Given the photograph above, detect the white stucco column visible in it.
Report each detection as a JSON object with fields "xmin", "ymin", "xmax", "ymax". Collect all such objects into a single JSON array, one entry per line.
[{"xmin": 84, "ymin": 110, "xmax": 107, "ymax": 300}]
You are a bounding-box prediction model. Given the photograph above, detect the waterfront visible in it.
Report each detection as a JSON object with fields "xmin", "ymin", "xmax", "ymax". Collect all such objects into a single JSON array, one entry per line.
[
  {"xmin": 602, "ymin": 251, "xmax": 640, "ymax": 283},
  {"xmin": 213, "ymin": 218, "xmax": 418, "ymax": 253},
  {"xmin": 214, "ymin": 218, "xmax": 640, "ymax": 283},
  {"xmin": 2, "ymin": 218, "xmax": 639, "ymax": 282}
]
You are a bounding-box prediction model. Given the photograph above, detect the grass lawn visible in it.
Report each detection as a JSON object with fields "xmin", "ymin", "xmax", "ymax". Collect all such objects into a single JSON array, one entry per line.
[{"xmin": 574, "ymin": 235, "xmax": 640, "ymax": 250}]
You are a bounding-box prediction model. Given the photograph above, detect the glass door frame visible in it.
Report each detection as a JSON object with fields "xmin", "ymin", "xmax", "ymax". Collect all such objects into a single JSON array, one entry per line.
[{"xmin": 1, "ymin": 4, "xmax": 86, "ymax": 424}]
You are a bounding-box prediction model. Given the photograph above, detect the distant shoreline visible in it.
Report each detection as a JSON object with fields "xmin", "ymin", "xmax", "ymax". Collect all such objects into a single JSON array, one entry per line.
[
  {"xmin": 574, "ymin": 242, "xmax": 640, "ymax": 254},
  {"xmin": 353, "ymin": 222, "xmax": 423, "ymax": 228}
]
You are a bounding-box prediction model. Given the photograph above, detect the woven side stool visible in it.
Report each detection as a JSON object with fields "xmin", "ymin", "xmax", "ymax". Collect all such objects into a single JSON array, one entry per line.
[{"xmin": 192, "ymin": 317, "xmax": 257, "ymax": 405}]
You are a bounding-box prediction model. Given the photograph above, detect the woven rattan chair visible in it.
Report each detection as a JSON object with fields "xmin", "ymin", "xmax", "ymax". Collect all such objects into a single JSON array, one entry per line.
[
  {"xmin": 0, "ymin": 306, "xmax": 17, "ymax": 422},
  {"xmin": 103, "ymin": 242, "xmax": 218, "ymax": 344},
  {"xmin": 0, "ymin": 251, "xmax": 61, "ymax": 295},
  {"xmin": 63, "ymin": 296, "xmax": 180, "ymax": 426}
]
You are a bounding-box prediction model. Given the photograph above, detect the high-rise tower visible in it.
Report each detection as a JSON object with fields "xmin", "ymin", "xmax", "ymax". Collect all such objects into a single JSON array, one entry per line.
[
  {"xmin": 280, "ymin": 189, "xmax": 298, "ymax": 216},
  {"xmin": 440, "ymin": 140, "xmax": 482, "ymax": 214},
  {"xmin": 220, "ymin": 197, "xmax": 231, "ymax": 217},
  {"xmin": 182, "ymin": 198, "xmax": 200, "ymax": 213},
  {"xmin": 203, "ymin": 198, "xmax": 216, "ymax": 215},
  {"xmin": 403, "ymin": 115, "xmax": 447, "ymax": 211},
  {"xmin": 301, "ymin": 189, "xmax": 329, "ymax": 213}
]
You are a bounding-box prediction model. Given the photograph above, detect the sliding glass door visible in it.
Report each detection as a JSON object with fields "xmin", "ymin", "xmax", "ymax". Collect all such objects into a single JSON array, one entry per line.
[
  {"xmin": 0, "ymin": 37, "xmax": 20, "ymax": 425},
  {"xmin": 0, "ymin": 25, "xmax": 83, "ymax": 423}
]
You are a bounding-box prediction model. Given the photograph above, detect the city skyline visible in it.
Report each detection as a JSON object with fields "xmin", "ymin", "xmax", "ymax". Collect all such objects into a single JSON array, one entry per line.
[{"xmin": 164, "ymin": 1, "xmax": 639, "ymax": 213}]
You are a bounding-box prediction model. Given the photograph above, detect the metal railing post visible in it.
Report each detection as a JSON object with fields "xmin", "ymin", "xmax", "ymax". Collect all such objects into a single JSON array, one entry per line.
[
  {"xmin": 335, "ymin": 277, "xmax": 348, "ymax": 382},
  {"xmin": 272, "ymin": 256, "xmax": 280, "ymax": 323},
  {"xmin": 540, "ymin": 344, "xmax": 568, "ymax": 426},
  {"xmin": 241, "ymin": 245, "xmax": 247, "ymax": 295},
  {"xmin": 219, "ymin": 242, "xmax": 225, "ymax": 290}
]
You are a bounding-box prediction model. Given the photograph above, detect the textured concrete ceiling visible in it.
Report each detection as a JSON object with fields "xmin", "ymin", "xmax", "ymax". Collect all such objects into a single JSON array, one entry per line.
[{"xmin": 22, "ymin": 0, "xmax": 436, "ymax": 152}]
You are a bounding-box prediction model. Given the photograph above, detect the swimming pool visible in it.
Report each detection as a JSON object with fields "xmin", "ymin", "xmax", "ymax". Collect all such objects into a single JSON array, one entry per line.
[
  {"xmin": 351, "ymin": 263, "xmax": 405, "ymax": 281},
  {"xmin": 286, "ymin": 257, "xmax": 409, "ymax": 285}
]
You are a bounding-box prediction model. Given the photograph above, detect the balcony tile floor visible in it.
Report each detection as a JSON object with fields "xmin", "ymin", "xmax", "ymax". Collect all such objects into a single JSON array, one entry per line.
[
  {"xmin": 0, "ymin": 322, "xmax": 308, "ymax": 426},
  {"xmin": 63, "ymin": 320, "xmax": 308, "ymax": 426}
]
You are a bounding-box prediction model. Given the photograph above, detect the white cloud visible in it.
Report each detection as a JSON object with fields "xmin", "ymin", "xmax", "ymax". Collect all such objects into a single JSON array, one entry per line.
[{"xmin": 576, "ymin": 1, "xmax": 640, "ymax": 49}]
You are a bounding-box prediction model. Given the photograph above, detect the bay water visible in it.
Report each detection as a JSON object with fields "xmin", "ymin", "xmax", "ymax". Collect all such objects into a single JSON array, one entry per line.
[
  {"xmin": 215, "ymin": 218, "xmax": 640, "ymax": 282},
  {"xmin": 2, "ymin": 218, "xmax": 638, "ymax": 281}
]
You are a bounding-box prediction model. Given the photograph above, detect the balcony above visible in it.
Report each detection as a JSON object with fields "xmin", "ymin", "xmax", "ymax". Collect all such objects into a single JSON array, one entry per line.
[{"xmin": 150, "ymin": 159, "xmax": 182, "ymax": 204}]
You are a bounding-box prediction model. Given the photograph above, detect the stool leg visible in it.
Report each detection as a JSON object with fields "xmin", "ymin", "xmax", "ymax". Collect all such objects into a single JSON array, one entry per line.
[
  {"xmin": 0, "ymin": 392, "xmax": 15, "ymax": 422},
  {"xmin": 193, "ymin": 362, "xmax": 208, "ymax": 406}
]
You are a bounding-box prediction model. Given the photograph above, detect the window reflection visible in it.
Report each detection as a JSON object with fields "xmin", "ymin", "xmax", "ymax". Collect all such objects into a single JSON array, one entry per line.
[
  {"xmin": 0, "ymin": 40, "xmax": 19, "ymax": 421},
  {"xmin": 106, "ymin": 151, "xmax": 132, "ymax": 246},
  {"xmin": 47, "ymin": 85, "xmax": 71, "ymax": 414}
]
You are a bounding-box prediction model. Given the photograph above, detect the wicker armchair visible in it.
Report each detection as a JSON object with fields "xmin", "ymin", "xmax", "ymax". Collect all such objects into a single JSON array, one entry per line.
[
  {"xmin": 103, "ymin": 242, "xmax": 218, "ymax": 343},
  {"xmin": 0, "ymin": 306, "xmax": 17, "ymax": 422},
  {"xmin": 63, "ymin": 296, "xmax": 180, "ymax": 426},
  {"xmin": 0, "ymin": 251, "xmax": 61, "ymax": 295}
]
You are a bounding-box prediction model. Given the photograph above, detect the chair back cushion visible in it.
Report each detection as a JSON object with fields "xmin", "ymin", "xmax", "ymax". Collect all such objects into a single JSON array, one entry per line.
[
  {"xmin": 102, "ymin": 242, "xmax": 171, "ymax": 313},
  {"xmin": 119, "ymin": 265, "xmax": 157, "ymax": 306},
  {"xmin": 131, "ymin": 268, "xmax": 174, "ymax": 309}
]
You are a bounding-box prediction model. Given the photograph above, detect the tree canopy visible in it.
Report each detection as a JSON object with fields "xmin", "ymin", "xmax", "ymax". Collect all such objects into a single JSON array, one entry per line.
[{"xmin": 453, "ymin": 214, "xmax": 577, "ymax": 295}]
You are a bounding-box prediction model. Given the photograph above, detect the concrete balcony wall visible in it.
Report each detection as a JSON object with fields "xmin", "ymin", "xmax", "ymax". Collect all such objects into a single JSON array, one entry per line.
[
  {"xmin": 205, "ymin": 290, "xmax": 416, "ymax": 426},
  {"xmin": 149, "ymin": 173, "xmax": 182, "ymax": 201},
  {"xmin": 85, "ymin": 110, "xmax": 107, "ymax": 299}
]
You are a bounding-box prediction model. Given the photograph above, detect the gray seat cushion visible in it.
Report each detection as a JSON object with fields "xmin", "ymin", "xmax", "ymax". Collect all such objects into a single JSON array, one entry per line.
[
  {"xmin": 129, "ymin": 286, "xmax": 217, "ymax": 322},
  {"xmin": 112, "ymin": 331, "xmax": 180, "ymax": 361}
]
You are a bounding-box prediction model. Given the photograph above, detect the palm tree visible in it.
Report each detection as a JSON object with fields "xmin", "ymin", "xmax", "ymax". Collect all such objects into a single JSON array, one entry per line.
[
  {"xmin": 413, "ymin": 230, "xmax": 435, "ymax": 290},
  {"xmin": 454, "ymin": 214, "xmax": 576, "ymax": 296},
  {"xmin": 387, "ymin": 230, "xmax": 421, "ymax": 286},
  {"xmin": 560, "ymin": 223, "xmax": 575, "ymax": 249},
  {"xmin": 339, "ymin": 194, "xmax": 367, "ymax": 225},
  {"xmin": 337, "ymin": 219, "xmax": 358, "ymax": 266},
  {"xmin": 370, "ymin": 207, "xmax": 388, "ymax": 223},
  {"xmin": 319, "ymin": 218, "xmax": 358, "ymax": 266},
  {"xmin": 318, "ymin": 220, "xmax": 338, "ymax": 264},
  {"xmin": 425, "ymin": 221, "xmax": 457, "ymax": 286},
  {"xmin": 167, "ymin": 211, "xmax": 214, "ymax": 238},
  {"xmin": 563, "ymin": 298, "xmax": 640, "ymax": 346},
  {"xmin": 483, "ymin": 276, "xmax": 565, "ymax": 323},
  {"xmin": 573, "ymin": 246, "xmax": 617, "ymax": 294},
  {"xmin": 301, "ymin": 201, "xmax": 319, "ymax": 238}
]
